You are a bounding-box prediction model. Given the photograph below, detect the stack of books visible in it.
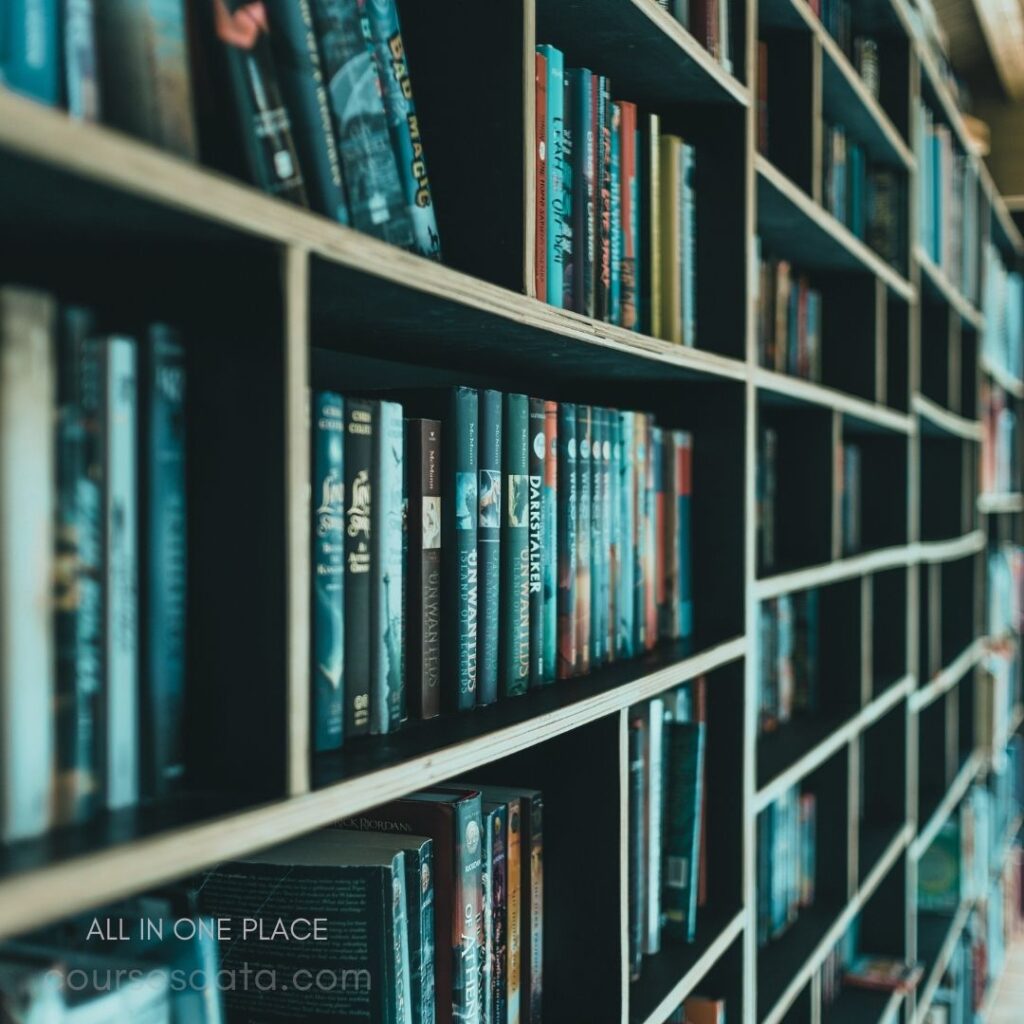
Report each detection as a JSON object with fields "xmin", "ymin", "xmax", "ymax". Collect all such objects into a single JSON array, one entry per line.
[
  {"xmin": 313, "ymin": 389, "xmax": 694, "ymax": 749},
  {"xmin": 0, "ymin": 0, "xmax": 442, "ymax": 258},
  {"xmin": 755, "ymin": 247, "xmax": 824, "ymax": 380},
  {"xmin": 628, "ymin": 681, "xmax": 709, "ymax": 979},
  {"xmin": 757, "ymin": 591, "xmax": 820, "ymax": 733},
  {"xmin": 983, "ymin": 242, "xmax": 1024, "ymax": 383},
  {"xmin": 0, "ymin": 286, "xmax": 188, "ymax": 841},
  {"xmin": 534, "ymin": 45, "xmax": 698, "ymax": 345},
  {"xmin": 757, "ymin": 785, "xmax": 817, "ymax": 946}
]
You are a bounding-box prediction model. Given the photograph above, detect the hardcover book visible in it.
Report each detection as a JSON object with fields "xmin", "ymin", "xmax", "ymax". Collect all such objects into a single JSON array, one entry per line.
[
  {"xmin": 575, "ymin": 405, "xmax": 592, "ymax": 674},
  {"xmin": 536, "ymin": 44, "xmax": 564, "ymax": 308},
  {"xmin": 567, "ymin": 67, "xmax": 595, "ymax": 317},
  {"xmin": 527, "ymin": 399, "xmax": 546, "ymax": 687},
  {"xmin": 662, "ymin": 720, "xmax": 705, "ymax": 942},
  {"xmin": 618, "ymin": 101, "xmax": 639, "ymax": 330},
  {"xmin": 501, "ymin": 394, "xmax": 530, "ymax": 697},
  {"xmin": 541, "ymin": 401, "xmax": 558, "ymax": 682},
  {"xmin": 534, "ymin": 50, "xmax": 547, "ymax": 302},
  {"xmin": 1, "ymin": 0, "xmax": 60, "ymax": 104},
  {"xmin": 484, "ymin": 802, "xmax": 508, "ymax": 1024},
  {"xmin": 557, "ymin": 402, "xmax": 577, "ymax": 679},
  {"xmin": 477, "ymin": 389, "xmax": 501, "ymax": 707},
  {"xmin": 406, "ymin": 419, "xmax": 442, "ymax": 720},
  {"xmin": 595, "ymin": 76, "xmax": 613, "ymax": 321}
]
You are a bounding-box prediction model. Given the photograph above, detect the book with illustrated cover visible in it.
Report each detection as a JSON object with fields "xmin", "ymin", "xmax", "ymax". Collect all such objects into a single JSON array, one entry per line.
[
  {"xmin": 477, "ymin": 389, "xmax": 501, "ymax": 707},
  {"xmin": 557, "ymin": 402, "xmax": 577, "ymax": 679},
  {"xmin": 527, "ymin": 399, "xmax": 546, "ymax": 687},
  {"xmin": 576, "ymin": 405, "xmax": 592, "ymax": 674},
  {"xmin": 541, "ymin": 401, "xmax": 558, "ymax": 683},
  {"xmin": 501, "ymin": 394, "xmax": 530, "ymax": 697},
  {"xmin": 406, "ymin": 419, "xmax": 441, "ymax": 720}
]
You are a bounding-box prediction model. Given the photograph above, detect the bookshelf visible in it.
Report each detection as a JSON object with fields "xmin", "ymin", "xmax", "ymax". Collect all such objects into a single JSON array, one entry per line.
[{"xmin": 0, "ymin": 0, "xmax": 1022, "ymax": 1021}]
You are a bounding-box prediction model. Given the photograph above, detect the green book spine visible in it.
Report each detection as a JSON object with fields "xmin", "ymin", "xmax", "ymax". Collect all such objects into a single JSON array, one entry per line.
[
  {"xmin": 662, "ymin": 721, "xmax": 705, "ymax": 942},
  {"xmin": 632, "ymin": 413, "xmax": 648, "ymax": 652},
  {"xmin": 575, "ymin": 405, "xmax": 592, "ymax": 675},
  {"xmin": 371, "ymin": 400, "xmax": 404, "ymax": 733},
  {"xmin": 477, "ymin": 389, "xmax": 501, "ymax": 706},
  {"xmin": 541, "ymin": 401, "xmax": 558, "ymax": 683},
  {"xmin": 590, "ymin": 407, "xmax": 606, "ymax": 667},
  {"xmin": 618, "ymin": 413, "xmax": 635, "ymax": 658},
  {"xmin": 392, "ymin": 851, "xmax": 414, "ymax": 1024},
  {"xmin": 556, "ymin": 403, "xmax": 577, "ymax": 679},
  {"xmin": 501, "ymin": 394, "xmax": 530, "ymax": 696},
  {"xmin": 606, "ymin": 410, "xmax": 620, "ymax": 663},
  {"xmin": 527, "ymin": 399, "xmax": 546, "ymax": 687},
  {"xmin": 454, "ymin": 795, "xmax": 484, "ymax": 1024}
]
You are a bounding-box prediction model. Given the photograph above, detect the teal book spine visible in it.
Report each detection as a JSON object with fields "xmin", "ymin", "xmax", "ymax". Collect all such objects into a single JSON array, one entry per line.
[
  {"xmin": 454, "ymin": 794, "xmax": 484, "ymax": 1024},
  {"xmin": 590, "ymin": 408, "xmax": 606, "ymax": 667},
  {"xmin": 662, "ymin": 720, "xmax": 705, "ymax": 942},
  {"xmin": 343, "ymin": 398, "xmax": 373, "ymax": 736},
  {"xmin": 391, "ymin": 851, "xmax": 415, "ymax": 1024},
  {"xmin": 64, "ymin": 0, "xmax": 100, "ymax": 120},
  {"xmin": 556, "ymin": 403, "xmax": 577, "ymax": 679},
  {"xmin": 362, "ymin": 0, "xmax": 441, "ymax": 258},
  {"xmin": 559, "ymin": 67, "xmax": 575, "ymax": 310},
  {"xmin": 371, "ymin": 400, "xmax": 404, "ymax": 733},
  {"xmin": 595, "ymin": 76, "xmax": 612, "ymax": 321},
  {"xmin": 417, "ymin": 840, "xmax": 437, "ymax": 1024},
  {"xmin": 682, "ymin": 142, "xmax": 697, "ymax": 347},
  {"xmin": 632, "ymin": 414, "xmax": 648, "ymax": 652},
  {"xmin": 140, "ymin": 326, "xmax": 188, "ymax": 794},
  {"xmin": 575, "ymin": 406, "xmax": 592, "ymax": 675},
  {"xmin": 501, "ymin": 394, "xmax": 531, "ymax": 697},
  {"xmin": 567, "ymin": 66, "xmax": 594, "ymax": 316},
  {"xmin": 1, "ymin": 0, "xmax": 60, "ymax": 103},
  {"xmin": 541, "ymin": 401, "xmax": 558, "ymax": 683},
  {"xmin": 528, "ymin": 399, "xmax": 546, "ymax": 687},
  {"xmin": 447, "ymin": 387, "xmax": 479, "ymax": 710},
  {"xmin": 477, "ymin": 389, "xmax": 501, "ymax": 707},
  {"xmin": 606, "ymin": 410, "xmax": 621, "ymax": 663},
  {"xmin": 609, "ymin": 103, "xmax": 623, "ymax": 324},
  {"xmin": 54, "ymin": 306, "xmax": 101, "ymax": 824},
  {"xmin": 618, "ymin": 412, "xmax": 635, "ymax": 658},
  {"xmin": 537, "ymin": 45, "xmax": 564, "ymax": 307}
]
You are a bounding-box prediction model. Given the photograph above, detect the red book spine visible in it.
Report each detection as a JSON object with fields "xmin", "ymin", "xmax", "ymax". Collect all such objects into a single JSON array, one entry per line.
[
  {"xmin": 535, "ymin": 52, "xmax": 547, "ymax": 301},
  {"xmin": 618, "ymin": 101, "xmax": 638, "ymax": 330}
]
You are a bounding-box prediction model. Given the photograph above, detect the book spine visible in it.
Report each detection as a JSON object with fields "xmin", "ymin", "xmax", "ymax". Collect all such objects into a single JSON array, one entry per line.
[
  {"xmin": 560, "ymin": 66, "xmax": 576, "ymax": 312},
  {"xmin": 556, "ymin": 403, "xmax": 577, "ymax": 679},
  {"xmin": 263, "ymin": 0, "xmax": 350, "ymax": 222},
  {"xmin": 590, "ymin": 408, "xmax": 606, "ymax": 667},
  {"xmin": 103, "ymin": 336, "xmax": 138, "ymax": 811},
  {"xmin": 528, "ymin": 399, "xmax": 546, "ymax": 687},
  {"xmin": 506, "ymin": 798, "xmax": 522, "ymax": 1024},
  {"xmin": 632, "ymin": 413, "xmax": 647, "ymax": 652},
  {"xmin": 141, "ymin": 327, "xmax": 188, "ymax": 793},
  {"xmin": 481, "ymin": 812, "xmax": 494, "ymax": 1024},
  {"xmin": 447, "ymin": 387, "xmax": 479, "ymax": 710},
  {"xmin": 659, "ymin": 135, "xmax": 683, "ymax": 344},
  {"xmin": 534, "ymin": 51, "xmax": 547, "ymax": 302},
  {"xmin": 54, "ymin": 307, "xmax": 100, "ymax": 826},
  {"xmin": 477, "ymin": 389, "xmax": 501, "ymax": 707},
  {"xmin": 595, "ymin": 77, "xmax": 613, "ymax": 321},
  {"xmin": 662, "ymin": 721, "xmax": 705, "ymax": 942},
  {"xmin": 344, "ymin": 398, "xmax": 373, "ymax": 736},
  {"xmin": 651, "ymin": 426, "xmax": 665, "ymax": 642},
  {"xmin": 628, "ymin": 716, "xmax": 646, "ymax": 979},
  {"xmin": 538, "ymin": 45, "xmax": 564, "ymax": 308},
  {"xmin": 541, "ymin": 402, "xmax": 558, "ymax": 683},
  {"xmin": 406, "ymin": 419, "xmax": 442, "ymax": 719},
  {"xmin": 0, "ymin": 288, "xmax": 56, "ymax": 840},
  {"xmin": 215, "ymin": 0, "xmax": 309, "ymax": 205},
  {"xmin": 647, "ymin": 114, "xmax": 662, "ymax": 337},
  {"xmin": 618, "ymin": 102, "xmax": 639, "ymax": 330},
  {"xmin": 362, "ymin": 0, "xmax": 441, "ymax": 257},
  {"xmin": 524, "ymin": 794, "xmax": 544, "ymax": 1023},
  {"xmin": 419, "ymin": 842, "xmax": 437, "ymax": 1024},
  {"xmin": 607, "ymin": 411, "xmax": 621, "ymax": 662},
  {"xmin": 610, "ymin": 103, "xmax": 623, "ymax": 325},
  {"xmin": 391, "ymin": 852, "xmax": 415, "ymax": 1024},
  {"xmin": 310, "ymin": 0, "xmax": 413, "ymax": 245},
  {"xmin": 618, "ymin": 412, "xmax": 635, "ymax": 658},
  {"xmin": 454, "ymin": 796, "xmax": 484, "ymax": 1024},
  {"xmin": 575, "ymin": 405, "xmax": 592, "ymax": 675},
  {"xmin": 501, "ymin": 394, "xmax": 531, "ymax": 697},
  {"xmin": 489, "ymin": 805, "xmax": 508, "ymax": 1024},
  {"xmin": 371, "ymin": 400, "xmax": 404, "ymax": 733},
  {"xmin": 678, "ymin": 433, "xmax": 692, "ymax": 647},
  {"xmin": 644, "ymin": 418, "xmax": 658, "ymax": 649},
  {"xmin": 644, "ymin": 699, "xmax": 665, "ymax": 955},
  {"xmin": 682, "ymin": 142, "xmax": 697, "ymax": 347},
  {"xmin": 64, "ymin": 0, "xmax": 100, "ymax": 119},
  {"xmin": 1, "ymin": 0, "xmax": 60, "ymax": 104},
  {"xmin": 568, "ymin": 68, "xmax": 594, "ymax": 317}
]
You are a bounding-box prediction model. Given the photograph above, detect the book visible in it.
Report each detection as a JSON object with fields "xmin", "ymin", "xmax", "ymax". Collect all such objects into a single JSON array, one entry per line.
[
  {"xmin": 505, "ymin": 796, "xmax": 523, "ymax": 1023},
  {"xmin": 64, "ymin": 0, "xmax": 100, "ymax": 119},
  {"xmin": 101, "ymin": 335, "xmax": 139, "ymax": 812},
  {"xmin": 484, "ymin": 802, "xmax": 508, "ymax": 1024},
  {"xmin": 682, "ymin": 996, "xmax": 726, "ymax": 1023},
  {"xmin": 343, "ymin": 397, "xmax": 373, "ymax": 737},
  {"xmin": 541, "ymin": 401, "xmax": 558, "ymax": 684},
  {"xmin": 844, "ymin": 956, "xmax": 924, "ymax": 994},
  {"xmin": 576, "ymin": 405, "xmax": 593, "ymax": 674},
  {"xmin": 595, "ymin": 76, "xmax": 613, "ymax": 321},
  {"xmin": 370, "ymin": 400, "xmax": 404, "ymax": 733},
  {"xmin": 659, "ymin": 135, "xmax": 684, "ymax": 345},
  {"xmin": 0, "ymin": 286, "xmax": 56, "ymax": 840},
  {"xmin": 593, "ymin": 407, "xmax": 611, "ymax": 667},
  {"xmin": 477, "ymin": 389, "xmax": 502, "ymax": 707},
  {"xmin": 681, "ymin": 141, "xmax": 697, "ymax": 347},
  {"xmin": 528, "ymin": 399, "xmax": 546, "ymax": 687},
  {"xmin": 309, "ymin": 0, "xmax": 413, "ymax": 246},
  {"xmin": 918, "ymin": 819, "xmax": 961, "ymax": 912},
  {"xmin": 534, "ymin": 50, "xmax": 547, "ymax": 302},
  {"xmin": 567, "ymin": 67, "xmax": 595, "ymax": 317},
  {"xmin": 2, "ymin": 0, "xmax": 60, "ymax": 104},
  {"xmin": 537, "ymin": 44, "xmax": 565, "ymax": 308},
  {"xmin": 618, "ymin": 101, "xmax": 639, "ymax": 330},
  {"xmin": 610, "ymin": 102, "xmax": 623, "ymax": 324},
  {"xmin": 662, "ymin": 719, "xmax": 705, "ymax": 942},
  {"xmin": 618, "ymin": 412, "xmax": 636, "ymax": 657},
  {"xmin": 263, "ymin": 0, "xmax": 350, "ymax": 221},
  {"xmin": 406, "ymin": 419, "xmax": 442, "ymax": 720},
  {"xmin": 559, "ymin": 62, "xmax": 575, "ymax": 311},
  {"xmin": 361, "ymin": 0, "xmax": 441, "ymax": 258},
  {"xmin": 557, "ymin": 402, "xmax": 577, "ymax": 679},
  {"xmin": 628, "ymin": 715, "xmax": 646, "ymax": 979},
  {"xmin": 607, "ymin": 411, "xmax": 621, "ymax": 660},
  {"xmin": 139, "ymin": 327, "xmax": 188, "ymax": 795},
  {"xmin": 643, "ymin": 698, "xmax": 665, "ymax": 955},
  {"xmin": 501, "ymin": 394, "xmax": 530, "ymax": 697},
  {"xmin": 645, "ymin": 114, "xmax": 662, "ymax": 338},
  {"xmin": 96, "ymin": 0, "xmax": 197, "ymax": 157}
]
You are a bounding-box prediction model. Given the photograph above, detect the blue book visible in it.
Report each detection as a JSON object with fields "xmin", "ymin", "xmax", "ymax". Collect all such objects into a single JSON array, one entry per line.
[
  {"xmin": 610, "ymin": 103, "xmax": 623, "ymax": 324},
  {"xmin": 1, "ymin": 0, "xmax": 60, "ymax": 104},
  {"xmin": 501, "ymin": 394, "xmax": 530, "ymax": 696},
  {"xmin": 618, "ymin": 412, "xmax": 635, "ymax": 658},
  {"xmin": 590, "ymin": 408, "xmax": 607, "ymax": 666},
  {"xmin": 312, "ymin": 391, "xmax": 345, "ymax": 752},
  {"xmin": 362, "ymin": 0, "xmax": 441, "ymax": 258},
  {"xmin": 849, "ymin": 143, "xmax": 865, "ymax": 238},
  {"xmin": 64, "ymin": 0, "xmax": 101, "ymax": 120},
  {"xmin": 541, "ymin": 401, "xmax": 558, "ymax": 683},
  {"xmin": 681, "ymin": 142, "xmax": 697, "ymax": 347},
  {"xmin": 931, "ymin": 132, "xmax": 943, "ymax": 264},
  {"xmin": 537, "ymin": 44, "xmax": 565, "ymax": 308},
  {"xmin": 557, "ymin": 402, "xmax": 577, "ymax": 679},
  {"xmin": 607, "ymin": 410, "xmax": 622, "ymax": 662},
  {"xmin": 370, "ymin": 401, "xmax": 404, "ymax": 734},
  {"xmin": 477, "ymin": 389, "xmax": 501, "ymax": 706},
  {"xmin": 575, "ymin": 406, "xmax": 592, "ymax": 673},
  {"xmin": 567, "ymin": 67, "xmax": 595, "ymax": 317},
  {"xmin": 140, "ymin": 326, "xmax": 188, "ymax": 795}
]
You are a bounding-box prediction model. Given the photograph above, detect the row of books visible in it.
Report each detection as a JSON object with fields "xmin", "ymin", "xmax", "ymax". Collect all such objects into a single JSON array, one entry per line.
[
  {"xmin": 982, "ymin": 243, "xmax": 1024, "ymax": 385},
  {"xmin": 312, "ymin": 388, "xmax": 694, "ymax": 749},
  {"xmin": 0, "ymin": 286, "xmax": 186, "ymax": 842},
  {"xmin": 534, "ymin": 46, "xmax": 698, "ymax": 346},
  {"xmin": 627, "ymin": 681, "xmax": 708, "ymax": 981},
  {"xmin": 754, "ymin": 248, "xmax": 823, "ymax": 381},
  {"xmin": 757, "ymin": 591, "xmax": 820, "ymax": 733},
  {"xmin": 915, "ymin": 101, "xmax": 980, "ymax": 302},
  {"xmin": 657, "ymin": 0, "xmax": 734, "ymax": 73},
  {"xmin": 0, "ymin": 0, "xmax": 441, "ymax": 258},
  {"xmin": 756, "ymin": 785, "xmax": 817, "ymax": 946},
  {"xmin": 980, "ymin": 382, "xmax": 1019, "ymax": 497},
  {"xmin": 822, "ymin": 122, "xmax": 903, "ymax": 267},
  {"xmin": 838, "ymin": 440, "xmax": 862, "ymax": 556}
]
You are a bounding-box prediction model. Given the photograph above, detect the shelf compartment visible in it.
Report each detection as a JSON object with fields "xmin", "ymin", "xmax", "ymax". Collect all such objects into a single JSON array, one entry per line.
[
  {"xmin": 911, "ymin": 751, "xmax": 983, "ymax": 861},
  {"xmin": 871, "ymin": 568, "xmax": 909, "ymax": 699},
  {"xmin": 915, "ymin": 245, "xmax": 985, "ymax": 330},
  {"xmin": 824, "ymin": 986, "xmax": 904, "ymax": 1024},
  {"xmin": 913, "ymin": 394, "xmax": 982, "ymax": 442},
  {"xmin": 914, "ymin": 902, "xmax": 974, "ymax": 1024},
  {"xmin": 919, "ymin": 435, "xmax": 976, "ymax": 542},
  {"xmin": 858, "ymin": 704, "xmax": 908, "ymax": 887}
]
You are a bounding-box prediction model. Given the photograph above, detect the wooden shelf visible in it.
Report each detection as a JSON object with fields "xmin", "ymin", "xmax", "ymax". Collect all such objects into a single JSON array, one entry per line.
[
  {"xmin": 909, "ymin": 638, "xmax": 985, "ymax": 713},
  {"xmin": 915, "ymin": 245, "xmax": 985, "ymax": 330},
  {"xmin": 978, "ymin": 492, "xmax": 1024, "ymax": 515},
  {"xmin": 910, "ymin": 751, "xmax": 983, "ymax": 860},
  {"xmin": 913, "ymin": 393, "xmax": 983, "ymax": 441},
  {"xmin": 980, "ymin": 355, "xmax": 1024, "ymax": 399}
]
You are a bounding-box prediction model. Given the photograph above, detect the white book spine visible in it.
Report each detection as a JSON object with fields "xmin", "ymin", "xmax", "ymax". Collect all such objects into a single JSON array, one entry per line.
[{"xmin": 0, "ymin": 287, "xmax": 56, "ymax": 840}]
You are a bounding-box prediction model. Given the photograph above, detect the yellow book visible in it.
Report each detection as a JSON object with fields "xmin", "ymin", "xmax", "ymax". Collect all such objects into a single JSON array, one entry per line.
[
  {"xmin": 659, "ymin": 134, "xmax": 684, "ymax": 344},
  {"xmin": 648, "ymin": 113, "xmax": 661, "ymax": 339}
]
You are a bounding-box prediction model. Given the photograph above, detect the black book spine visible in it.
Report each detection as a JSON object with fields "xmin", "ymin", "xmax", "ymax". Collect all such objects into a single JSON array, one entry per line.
[
  {"xmin": 628, "ymin": 715, "xmax": 645, "ymax": 980},
  {"xmin": 406, "ymin": 419, "xmax": 442, "ymax": 719},
  {"xmin": 477, "ymin": 389, "xmax": 501, "ymax": 707},
  {"xmin": 595, "ymin": 76, "xmax": 612, "ymax": 320},
  {"xmin": 527, "ymin": 398, "xmax": 546, "ymax": 687},
  {"xmin": 343, "ymin": 398, "xmax": 374, "ymax": 736}
]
